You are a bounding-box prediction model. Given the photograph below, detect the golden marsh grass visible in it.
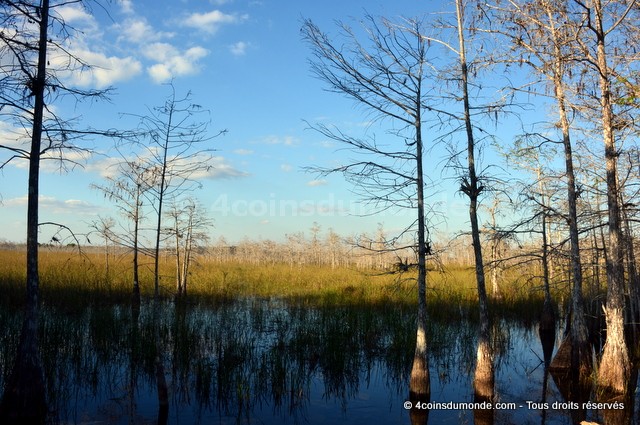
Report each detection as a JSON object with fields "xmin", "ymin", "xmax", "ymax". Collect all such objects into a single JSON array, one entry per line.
[{"xmin": 0, "ymin": 248, "xmax": 550, "ymax": 317}]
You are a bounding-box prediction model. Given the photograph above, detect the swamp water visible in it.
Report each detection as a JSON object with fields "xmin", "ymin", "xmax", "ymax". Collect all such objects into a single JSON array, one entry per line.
[{"xmin": 0, "ymin": 298, "xmax": 638, "ymax": 424}]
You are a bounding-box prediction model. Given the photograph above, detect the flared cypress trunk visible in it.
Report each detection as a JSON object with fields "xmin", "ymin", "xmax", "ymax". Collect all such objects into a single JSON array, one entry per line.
[{"xmin": 591, "ymin": 0, "xmax": 630, "ymax": 395}]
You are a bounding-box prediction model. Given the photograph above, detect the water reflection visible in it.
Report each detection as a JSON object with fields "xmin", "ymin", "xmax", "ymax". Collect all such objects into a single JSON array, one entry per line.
[{"xmin": 0, "ymin": 299, "xmax": 638, "ymax": 424}]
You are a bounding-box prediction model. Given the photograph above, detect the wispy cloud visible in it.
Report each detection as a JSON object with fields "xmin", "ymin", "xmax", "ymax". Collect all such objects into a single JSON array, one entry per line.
[
  {"xmin": 233, "ymin": 148, "xmax": 254, "ymax": 155},
  {"xmin": 229, "ymin": 41, "xmax": 250, "ymax": 56},
  {"xmin": 280, "ymin": 164, "xmax": 292, "ymax": 172},
  {"xmin": 115, "ymin": 18, "xmax": 174, "ymax": 44},
  {"xmin": 4, "ymin": 195, "xmax": 102, "ymax": 216},
  {"xmin": 117, "ymin": 0, "xmax": 134, "ymax": 14},
  {"xmin": 58, "ymin": 49, "xmax": 142, "ymax": 88},
  {"xmin": 259, "ymin": 135, "xmax": 299, "ymax": 146},
  {"xmin": 307, "ymin": 179, "xmax": 327, "ymax": 187},
  {"xmin": 55, "ymin": 4, "xmax": 97, "ymax": 27}
]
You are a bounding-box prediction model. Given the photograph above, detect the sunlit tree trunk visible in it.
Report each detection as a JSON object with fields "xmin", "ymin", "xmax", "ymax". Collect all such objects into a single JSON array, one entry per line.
[
  {"xmin": 590, "ymin": 0, "xmax": 630, "ymax": 395},
  {"xmin": 547, "ymin": 7, "xmax": 590, "ymax": 380},
  {"xmin": 409, "ymin": 89, "xmax": 430, "ymax": 404},
  {"xmin": 455, "ymin": 0, "xmax": 494, "ymax": 404}
]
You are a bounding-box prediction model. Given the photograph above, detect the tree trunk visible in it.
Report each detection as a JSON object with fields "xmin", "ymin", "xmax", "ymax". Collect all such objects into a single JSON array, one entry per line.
[
  {"xmin": 539, "ymin": 175, "xmax": 556, "ymax": 336},
  {"xmin": 456, "ymin": 0, "xmax": 494, "ymax": 402},
  {"xmin": 547, "ymin": 5, "xmax": 591, "ymax": 381},
  {"xmin": 591, "ymin": 0, "xmax": 630, "ymax": 396},
  {"xmin": 0, "ymin": 1, "xmax": 50, "ymax": 421},
  {"xmin": 132, "ymin": 191, "xmax": 141, "ymax": 307},
  {"xmin": 409, "ymin": 80, "xmax": 430, "ymax": 405}
]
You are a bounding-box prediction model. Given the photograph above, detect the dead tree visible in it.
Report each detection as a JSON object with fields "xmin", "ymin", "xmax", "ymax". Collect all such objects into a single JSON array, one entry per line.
[
  {"xmin": 302, "ymin": 14, "xmax": 433, "ymax": 403},
  {"xmin": 0, "ymin": 1, "xmax": 114, "ymax": 422},
  {"xmin": 127, "ymin": 86, "xmax": 225, "ymax": 298}
]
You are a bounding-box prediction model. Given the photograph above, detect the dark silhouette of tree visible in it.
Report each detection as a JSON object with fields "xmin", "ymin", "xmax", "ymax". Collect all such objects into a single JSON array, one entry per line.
[{"xmin": 0, "ymin": 1, "xmax": 114, "ymax": 422}]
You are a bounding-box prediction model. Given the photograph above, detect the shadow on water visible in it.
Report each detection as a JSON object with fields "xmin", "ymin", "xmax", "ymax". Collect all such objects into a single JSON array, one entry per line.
[{"xmin": 0, "ymin": 297, "xmax": 639, "ymax": 424}]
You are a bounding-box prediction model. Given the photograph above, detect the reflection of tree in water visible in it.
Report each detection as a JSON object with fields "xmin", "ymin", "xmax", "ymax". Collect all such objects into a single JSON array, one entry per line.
[{"xmin": 0, "ymin": 299, "xmax": 531, "ymax": 424}]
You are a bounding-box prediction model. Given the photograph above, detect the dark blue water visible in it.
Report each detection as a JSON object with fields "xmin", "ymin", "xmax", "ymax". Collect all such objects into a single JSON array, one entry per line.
[{"xmin": 0, "ymin": 299, "xmax": 637, "ymax": 424}]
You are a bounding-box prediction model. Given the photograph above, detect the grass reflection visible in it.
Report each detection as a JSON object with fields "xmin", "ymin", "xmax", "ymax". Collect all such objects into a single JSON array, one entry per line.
[{"xmin": 0, "ymin": 297, "xmax": 500, "ymax": 424}]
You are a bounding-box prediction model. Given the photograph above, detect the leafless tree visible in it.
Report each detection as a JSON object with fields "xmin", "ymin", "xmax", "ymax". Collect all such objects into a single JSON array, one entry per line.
[
  {"xmin": 485, "ymin": 0, "xmax": 596, "ymax": 389},
  {"xmin": 167, "ymin": 197, "xmax": 212, "ymax": 298},
  {"xmin": 128, "ymin": 86, "xmax": 226, "ymax": 298},
  {"xmin": 91, "ymin": 159, "xmax": 155, "ymax": 305},
  {"xmin": 575, "ymin": 0, "xmax": 634, "ymax": 396},
  {"xmin": 0, "ymin": 1, "xmax": 114, "ymax": 422},
  {"xmin": 302, "ymin": 14, "xmax": 433, "ymax": 403}
]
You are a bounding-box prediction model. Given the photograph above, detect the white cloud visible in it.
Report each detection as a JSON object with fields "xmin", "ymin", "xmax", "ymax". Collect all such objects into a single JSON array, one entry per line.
[
  {"xmin": 307, "ymin": 180, "xmax": 328, "ymax": 187},
  {"xmin": 0, "ymin": 121, "xmax": 29, "ymax": 151},
  {"xmin": 4, "ymin": 195, "xmax": 101, "ymax": 216},
  {"xmin": 115, "ymin": 18, "xmax": 174, "ymax": 44},
  {"xmin": 260, "ymin": 135, "xmax": 299, "ymax": 146},
  {"xmin": 56, "ymin": 4, "xmax": 96, "ymax": 26},
  {"xmin": 59, "ymin": 49, "xmax": 142, "ymax": 88},
  {"xmin": 118, "ymin": 0, "xmax": 135, "ymax": 14},
  {"xmin": 230, "ymin": 41, "xmax": 250, "ymax": 56},
  {"xmin": 193, "ymin": 156, "xmax": 250, "ymax": 180},
  {"xmin": 150, "ymin": 154, "xmax": 248, "ymax": 180},
  {"xmin": 182, "ymin": 10, "xmax": 248, "ymax": 34},
  {"xmin": 145, "ymin": 43, "xmax": 209, "ymax": 83},
  {"xmin": 280, "ymin": 164, "xmax": 292, "ymax": 172},
  {"xmin": 83, "ymin": 156, "xmax": 126, "ymax": 179}
]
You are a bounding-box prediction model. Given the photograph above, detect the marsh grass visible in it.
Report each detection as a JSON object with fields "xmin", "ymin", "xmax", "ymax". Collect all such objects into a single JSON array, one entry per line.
[{"xmin": 0, "ymin": 249, "xmax": 553, "ymax": 318}]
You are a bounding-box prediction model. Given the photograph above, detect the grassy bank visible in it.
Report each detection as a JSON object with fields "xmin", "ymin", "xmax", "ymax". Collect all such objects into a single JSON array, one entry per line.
[{"xmin": 0, "ymin": 248, "xmax": 550, "ymax": 317}]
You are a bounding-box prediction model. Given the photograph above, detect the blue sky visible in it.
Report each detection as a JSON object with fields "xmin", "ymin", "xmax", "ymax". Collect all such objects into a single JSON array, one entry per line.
[{"xmin": 0, "ymin": 0, "xmax": 508, "ymax": 245}]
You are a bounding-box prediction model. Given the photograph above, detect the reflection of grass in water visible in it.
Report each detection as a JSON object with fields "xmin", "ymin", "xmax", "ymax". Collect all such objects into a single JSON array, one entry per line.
[
  {"xmin": 0, "ymin": 298, "xmax": 503, "ymax": 423},
  {"xmin": 0, "ymin": 250, "xmax": 551, "ymax": 317}
]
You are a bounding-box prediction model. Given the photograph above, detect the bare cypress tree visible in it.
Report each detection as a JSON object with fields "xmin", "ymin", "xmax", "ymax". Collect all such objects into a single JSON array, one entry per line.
[
  {"xmin": 0, "ymin": 1, "xmax": 113, "ymax": 422},
  {"xmin": 302, "ymin": 14, "xmax": 433, "ymax": 403},
  {"xmin": 453, "ymin": 0, "xmax": 494, "ymax": 403},
  {"xmin": 577, "ymin": 0, "xmax": 633, "ymax": 395},
  {"xmin": 485, "ymin": 0, "xmax": 592, "ymax": 382}
]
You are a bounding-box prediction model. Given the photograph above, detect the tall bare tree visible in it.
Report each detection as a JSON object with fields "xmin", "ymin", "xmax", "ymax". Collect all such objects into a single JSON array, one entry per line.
[
  {"xmin": 0, "ymin": 0, "xmax": 112, "ymax": 422},
  {"xmin": 574, "ymin": 0, "xmax": 635, "ymax": 395},
  {"xmin": 485, "ymin": 0, "xmax": 594, "ymax": 385},
  {"xmin": 453, "ymin": 0, "xmax": 494, "ymax": 403},
  {"xmin": 302, "ymin": 14, "xmax": 433, "ymax": 403}
]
